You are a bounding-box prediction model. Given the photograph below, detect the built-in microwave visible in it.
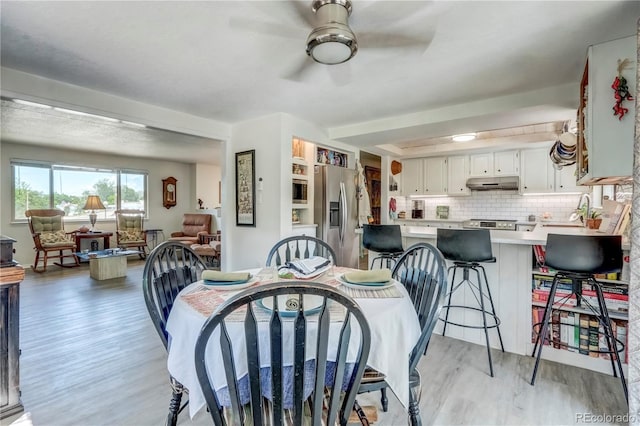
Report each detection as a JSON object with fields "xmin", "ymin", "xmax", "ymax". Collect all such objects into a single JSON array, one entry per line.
[{"xmin": 292, "ymin": 179, "xmax": 308, "ymax": 204}]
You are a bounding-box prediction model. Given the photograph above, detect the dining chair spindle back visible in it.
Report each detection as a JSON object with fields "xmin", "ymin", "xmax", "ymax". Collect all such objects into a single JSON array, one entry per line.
[
  {"xmin": 142, "ymin": 241, "xmax": 208, "ymax": 426},
  {"xmin": 358, "ymin": 242, "xmax": 447, "ymax": 425},
  {"xmin": 194, "ymin": 281, "xmax": 372, "ymax": 426},
  {"xmin": 265, "ymin": 236, "xmax": 337, "ymax": 267}
]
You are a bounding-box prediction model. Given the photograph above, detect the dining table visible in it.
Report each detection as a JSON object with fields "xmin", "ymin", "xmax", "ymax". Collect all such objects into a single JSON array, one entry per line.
[{"xmin": 165, "ymin": 266, "xmax": 421, "ymax": 419}]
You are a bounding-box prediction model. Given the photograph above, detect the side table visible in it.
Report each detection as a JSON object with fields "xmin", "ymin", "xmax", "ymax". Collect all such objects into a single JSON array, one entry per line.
[
  {"xmin": 0, "ymin": 265, "xmax": 25, "ymax": 420},
  {"xmin": 74, "ymin": 231, "xmax": 113, "ymax": 251},
  {"xmin": 146, "ymin": 229, "xmax": 165, "ymax": 250}
]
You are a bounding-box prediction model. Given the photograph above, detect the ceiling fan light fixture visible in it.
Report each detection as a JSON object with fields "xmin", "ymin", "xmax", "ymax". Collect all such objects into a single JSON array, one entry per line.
[
  {"xmin": 307, "ymin": 29, "xmax": 357, "ymax": 64},
  {"xmin": 306, "ymin": 0, "xmax": 357, "ymax": 65},
  {"xmin": 452, "ymin": 133, "xmax": 477, "ymax": 142}
]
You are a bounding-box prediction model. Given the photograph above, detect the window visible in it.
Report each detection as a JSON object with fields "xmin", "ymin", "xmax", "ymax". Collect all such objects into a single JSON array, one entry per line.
[{"xmin": 12, "ymin": 161, "xmax": 147, "ymax": 221}]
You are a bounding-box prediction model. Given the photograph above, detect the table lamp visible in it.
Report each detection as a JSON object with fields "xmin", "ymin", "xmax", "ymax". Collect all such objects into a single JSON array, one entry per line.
[{"xmin": 83, "ymin": 195, "xmax": 105, "ymax": 231}]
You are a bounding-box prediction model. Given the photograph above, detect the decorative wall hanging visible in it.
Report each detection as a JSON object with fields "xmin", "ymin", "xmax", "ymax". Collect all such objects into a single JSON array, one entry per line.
[
  {"xmin": 235, "ymin": 150, "xmax": 256, "ymax": 226},
  {"xmin": 611, "ymin": 58, "xmax": 634, "ymax": 120},
  {"xmin": 162, "ymin": 176, "xmax": 177, "ymax": 209}
]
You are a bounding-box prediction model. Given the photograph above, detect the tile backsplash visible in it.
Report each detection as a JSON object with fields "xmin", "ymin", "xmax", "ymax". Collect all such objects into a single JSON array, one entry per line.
[{"xmin": 391, "ymin": 191, "xmax": 583, "ymax": 222}]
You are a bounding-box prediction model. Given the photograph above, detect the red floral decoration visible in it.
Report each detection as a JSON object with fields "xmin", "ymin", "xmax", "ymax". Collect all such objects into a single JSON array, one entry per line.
[{"xmin": 612, "ymin": 58, "xmax": 634, "ymax": 120}]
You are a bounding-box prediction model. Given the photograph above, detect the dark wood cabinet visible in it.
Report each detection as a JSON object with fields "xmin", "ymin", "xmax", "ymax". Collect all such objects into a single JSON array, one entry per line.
[{"xmin": 0, "ymin": 265, "xmax": 24, "ymax": 419}]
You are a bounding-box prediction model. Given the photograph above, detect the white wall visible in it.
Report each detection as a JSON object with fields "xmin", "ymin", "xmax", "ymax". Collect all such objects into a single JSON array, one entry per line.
[
  {"xmin": 224, "ymin": 114, "xmax": 285, "ymax": 270},
  {"xmin": 1, "ymin": 142, "xmax": 195, "ymax": 265},
  {"xmin": 195, "ymin": 163, "xmax": 221, "ymax": 210}
]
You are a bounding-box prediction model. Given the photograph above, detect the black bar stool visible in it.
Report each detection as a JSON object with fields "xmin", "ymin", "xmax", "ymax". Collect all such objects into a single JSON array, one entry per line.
[
  {"xmin": 436, "ymin": 228, "xmax": 505, "ymax": 377},
  {"xmin": 530, "ymin": 233, "xmax": 627, "ymax": 403},
  {"xmin": 362, "ymin": 224, "xmax": 404, "ymax": 269}
]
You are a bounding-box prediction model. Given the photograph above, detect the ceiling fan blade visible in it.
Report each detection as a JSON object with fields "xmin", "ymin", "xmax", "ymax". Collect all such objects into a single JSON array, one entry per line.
[
  {"xmin": 357, "ymin": 31, "xmax": 434, "ymax": 50},
  {"xmin": 290, "ymin": 0, "xmax": 316, "ymax": 28},
  {"xmin": 283, "ymin": 56, "xmax": 316, "ymax": 82},
  {"xmin": 327, "ymin": 62, "xmax": 352, "ymax": 87},
  {"xmin": 228, "ymin": 16, "xmax": 303, "ymax": 39}
]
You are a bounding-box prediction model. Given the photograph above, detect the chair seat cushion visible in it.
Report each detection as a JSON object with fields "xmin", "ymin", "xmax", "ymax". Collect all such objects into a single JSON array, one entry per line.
[
  {"xmin": 40, "ymin": 230, "xmax": 72, "ymax": 246},
  {"xmin": 119, "ymin": 230, "xmax": 144, "ymax": 243}
]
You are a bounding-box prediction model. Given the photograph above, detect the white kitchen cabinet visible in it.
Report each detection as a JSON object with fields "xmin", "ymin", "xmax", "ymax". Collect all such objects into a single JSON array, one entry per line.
[
  {"xmin": 469, "ymin": 153, "xmax": 493, "ymax": 177},
  {"xmin": 447, "ymin": 155, "xmax": 470, "ymax": 196},
  {"xmin": 494, "ymin": 150, "xmax": 519, "ymax": 175},
  {"xmin": 402, "ymin": 158, "xmax": 424, "ymax": 195},
  {"xmin": 577, "ymin": 35, "xmax": 636, "ymax": 184},
  {"xmin": 423, "ymin": 157, "xmax": 447, "ymax": 195},
  {"xmin": 555, "ymin": 162, "xmax": 586, "ymax": 193},
  {"xmin": 470, "ymin": 151, "xmax": 518, "ymax": 177},
  {"xmin": 520, "ymin": 148, "xmax": 554, "ymax": 193}
]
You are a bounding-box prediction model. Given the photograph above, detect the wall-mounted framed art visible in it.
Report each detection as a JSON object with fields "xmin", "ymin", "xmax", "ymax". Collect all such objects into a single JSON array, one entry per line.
[{"xmin": 235, "ymin": 150, "xmax": 256, "ymax": 226}]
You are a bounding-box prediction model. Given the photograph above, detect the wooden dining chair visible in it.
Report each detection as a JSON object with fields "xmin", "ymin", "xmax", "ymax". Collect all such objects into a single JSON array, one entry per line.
[
  {"xmin": 142, "ymin": 241, "xmax": 207, "ymax": 426},
  {"xmin": 265, "ymin": 235, "xmax": 337, "ymax": 267},
  {"xmin": 358, "ymin": 242, "xmax": 447, "ymax": 426},
  {"xmin": 194, "ymin": 281, "xmax": 372, "ymax": 426}
]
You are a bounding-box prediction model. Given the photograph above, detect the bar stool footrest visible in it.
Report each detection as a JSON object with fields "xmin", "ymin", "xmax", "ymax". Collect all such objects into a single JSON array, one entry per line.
[{"xmin": 439, "ymin": 304, "xmax": 502, "ymax": 329}]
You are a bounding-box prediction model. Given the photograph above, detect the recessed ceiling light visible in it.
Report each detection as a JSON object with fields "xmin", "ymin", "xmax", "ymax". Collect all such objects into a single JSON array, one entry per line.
[
  {"xmin": 452, "ymin": 133, "xmax": 477, "ymax": 142},
  {"xmin": 13, "ymin": 98, "xmax": 53, "ymax": 109}
]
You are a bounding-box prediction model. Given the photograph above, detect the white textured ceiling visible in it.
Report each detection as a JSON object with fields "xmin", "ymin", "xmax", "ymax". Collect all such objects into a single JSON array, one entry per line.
[{"xmin": 1, "ymin": 1, "xmax": 638, "ymax": 163}]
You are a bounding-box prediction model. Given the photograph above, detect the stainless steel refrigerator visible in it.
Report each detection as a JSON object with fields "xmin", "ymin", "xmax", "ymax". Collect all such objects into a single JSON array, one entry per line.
[{"xmin": 314, "ymin": 165, "xmax": 359, "ymax": 268}]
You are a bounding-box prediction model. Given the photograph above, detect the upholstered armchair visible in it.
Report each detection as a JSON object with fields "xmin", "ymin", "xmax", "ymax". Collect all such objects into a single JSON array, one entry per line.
[
  {"xmin": 26, "ymin": 209, "xmax": 79, "ymax": 272},
  {"xmin": 115, "ymin": 209, "xmax": 148, "ymax": 259},
  {"xmin": 190, "ymin": 231, "xmax": 221, "ymax": 269},
  {"xmin": 168, "ymin": 213, "xmax": 212, "ymax": 244}
]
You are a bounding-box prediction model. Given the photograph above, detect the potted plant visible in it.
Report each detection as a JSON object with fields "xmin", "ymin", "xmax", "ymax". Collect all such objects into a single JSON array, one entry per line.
[{"xmin": 583, "ymin": 209, "xmax": 602, "ymax": 229}]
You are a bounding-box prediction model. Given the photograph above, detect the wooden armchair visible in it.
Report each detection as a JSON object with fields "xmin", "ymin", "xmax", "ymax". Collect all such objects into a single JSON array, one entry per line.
[
  {"xmin": 168, "ymin": 213, "xmax": 212, "ymax": 244},
  {"xmin": 115, "ymin": 209, "xmax": 148, "ymax": 259},
  {"xmin": 25, "ymin": 209, "xmax": 79, "ymax": 272}
]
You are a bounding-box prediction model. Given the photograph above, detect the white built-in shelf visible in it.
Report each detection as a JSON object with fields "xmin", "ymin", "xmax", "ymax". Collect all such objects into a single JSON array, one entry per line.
[
  {"xmin": 292, "ymin": 174, "xmax": 308, "ymax": 180},
  {"xmin": 292, "ymin": 157, "xmax": 308, "ymax": 165},
  {"xmin": 292, "ymin": 203, "xmax": 309, "ymax": 209},
  {"xmin": 532, "ymin": 269, "xmax": 628, "ymax": 285}
]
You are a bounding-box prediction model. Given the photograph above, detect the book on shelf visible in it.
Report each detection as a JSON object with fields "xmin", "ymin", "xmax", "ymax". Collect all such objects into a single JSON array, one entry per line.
[
  {"xmin": 559, "ymin": 311, "xmax": 570, "ymax": 350},
  {"xmin": 552, "ymin": 310, "xmax": 561, "ymax": 349},
  {"xmin": 588, "ymin": 317, "xmax": 600, "ymax": 358},
  {"xmin": 613, "ymin": 319, "xmax": 627, "ymax": 363},
  {"xmin": 579, "ymin": 315, "xmax": 590, "ymax": 355}
]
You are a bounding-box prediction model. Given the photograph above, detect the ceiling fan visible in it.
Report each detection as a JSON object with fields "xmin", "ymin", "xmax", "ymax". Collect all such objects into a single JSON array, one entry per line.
[
  {"xmin": 230, "ymin": 0, "xmax": 434, "ymax": 82},
  {"xmin": 306, "ymin": 0, "xmax": 358, "ymax": 65}
]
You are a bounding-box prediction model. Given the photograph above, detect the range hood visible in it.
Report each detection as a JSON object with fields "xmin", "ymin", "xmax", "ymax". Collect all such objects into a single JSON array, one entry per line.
[{"xmin": 466, "ymin": 176, "xmax": 520, "ymax": 191}]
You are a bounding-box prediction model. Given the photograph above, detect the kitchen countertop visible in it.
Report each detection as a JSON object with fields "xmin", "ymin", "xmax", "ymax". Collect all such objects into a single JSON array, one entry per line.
[{"xmin": 399, "ymin": 223, "xmax": 630, "ymax": 249}]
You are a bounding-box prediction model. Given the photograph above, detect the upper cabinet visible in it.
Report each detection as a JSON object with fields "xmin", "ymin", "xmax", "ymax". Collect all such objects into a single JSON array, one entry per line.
[
  {"xmin": 423, "ymin": 157, "xmax": 447, "ymax": 195},
  {"xmin": 447, "ymin": 155, "xmax": 470, "ymax": 196},
  {"xmin": 493, "ymin": 150, "xmax": 519, "ymax": 175},
  {"xmin": 469, "ymin": 153, "xmax": 493, "ymax": 177},
  {"xmin": 520, "ymin": 148, "xmax": 554, "ymax": 193},
  {"xmin": 470, "ymin": 150, "xmax": 519, "ymax": 177},
  {"xmin": 521, "ymin": 146, "xmax": 586, "ymax": 194},
  {"xmin": 402, "ymin": 158, "xmax": 424, "ymax": 195},
  {"xmin": 577, "ymin": 35, "xmax": 636, "ymax": 185}
]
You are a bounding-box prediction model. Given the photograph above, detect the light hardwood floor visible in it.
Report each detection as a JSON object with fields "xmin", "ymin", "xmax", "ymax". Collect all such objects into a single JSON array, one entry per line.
[{"xmin": 9, "ymin": 261, "xmax": 628, "ymax": 425}]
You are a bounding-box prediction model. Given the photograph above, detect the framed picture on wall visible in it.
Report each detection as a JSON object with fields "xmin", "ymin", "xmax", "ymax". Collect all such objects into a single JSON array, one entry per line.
[{"xmin": 235, "ymin": 150, "xmax": 256, "ymax": 226}]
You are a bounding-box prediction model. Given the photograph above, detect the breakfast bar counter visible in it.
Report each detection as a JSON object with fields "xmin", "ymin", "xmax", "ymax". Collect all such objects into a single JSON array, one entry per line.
[{"xmin": 365, "ymin": 224, "xmax": 629, "ymax": 374}]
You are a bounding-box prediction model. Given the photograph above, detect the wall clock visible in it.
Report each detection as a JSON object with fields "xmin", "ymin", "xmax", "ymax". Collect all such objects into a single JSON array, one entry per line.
[{"xmin": 162, "ymin": 176, "xmax": 177, "ymax": 209}]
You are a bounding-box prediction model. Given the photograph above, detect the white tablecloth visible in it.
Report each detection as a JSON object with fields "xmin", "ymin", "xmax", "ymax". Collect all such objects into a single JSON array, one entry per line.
[{"xmin": 165, "ymin": 268, "xmax": 421, "ymax": 419}]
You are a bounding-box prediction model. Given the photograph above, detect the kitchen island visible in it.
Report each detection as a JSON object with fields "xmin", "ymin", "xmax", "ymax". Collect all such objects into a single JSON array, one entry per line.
[{"xmin": 369, "ymin": 224, "xmax": 629, "ymax": 374}]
